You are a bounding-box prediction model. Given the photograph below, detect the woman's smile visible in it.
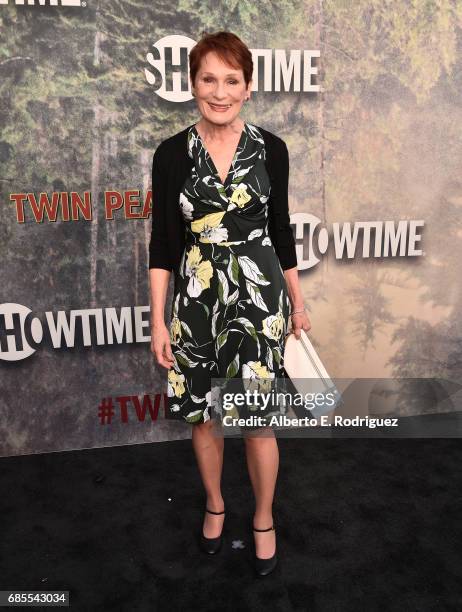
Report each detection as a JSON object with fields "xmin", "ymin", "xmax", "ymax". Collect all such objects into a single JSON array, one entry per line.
[{"xmin": 208, "ymin": 102, "xmax": 232, "ymax": 112}]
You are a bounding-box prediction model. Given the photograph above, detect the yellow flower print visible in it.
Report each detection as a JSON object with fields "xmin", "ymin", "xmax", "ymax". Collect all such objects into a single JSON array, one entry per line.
[
  {"xmin": 185, "ymin": 245, "xmax": 213, "ymax": 297},
  {"xmin": 242, "ymin": 360, "xmax": 275, "ymax": 394},
  {"xmin": 243, "ymin": 360, "xmax": 274, "ymax": 379},
  {"xmin": 170, "ymin": 316, "xmax": 182, "ymax": 344},
  {"xmin": 168, "ymin": 369, "xmax": 186, "ymax": 398},
  {"xmin": 230, "ymin": 184, "xmax": 251, "ymax": 208},
  {"xmin": 191, "ymin": 211, "xmax": 228, "ymax": 243},
  {"xmin": 262, "ymin": 312, "xmax": 284, "ymax": 341}
]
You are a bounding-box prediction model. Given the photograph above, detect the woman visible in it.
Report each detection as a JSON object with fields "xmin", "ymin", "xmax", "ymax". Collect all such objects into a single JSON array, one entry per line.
[{"xmin": 149, "ymin": 31, "xmax": 311, "ymax": 577}]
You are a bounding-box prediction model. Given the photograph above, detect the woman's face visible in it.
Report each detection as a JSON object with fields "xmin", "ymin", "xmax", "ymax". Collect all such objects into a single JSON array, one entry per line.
[{"xmin": 191, "ymin": 51, "xmax": 252, "ymax": 125}]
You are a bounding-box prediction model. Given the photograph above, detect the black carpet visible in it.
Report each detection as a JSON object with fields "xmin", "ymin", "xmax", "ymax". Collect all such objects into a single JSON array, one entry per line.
[{"xmin": 1, "ymin": 435, "xmax": 461, "ymax": 611}]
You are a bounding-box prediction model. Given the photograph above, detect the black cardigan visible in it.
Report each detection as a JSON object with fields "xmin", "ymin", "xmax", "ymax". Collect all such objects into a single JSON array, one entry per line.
[{"xmin": 148, "ymin": 123, "xmax": 297, "ymax": 276}]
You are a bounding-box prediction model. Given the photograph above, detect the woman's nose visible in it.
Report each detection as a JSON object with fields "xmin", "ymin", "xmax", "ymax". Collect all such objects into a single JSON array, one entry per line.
[{"xmin": 213, "ymin": 82, "xmax": 227, "ymax": 98}]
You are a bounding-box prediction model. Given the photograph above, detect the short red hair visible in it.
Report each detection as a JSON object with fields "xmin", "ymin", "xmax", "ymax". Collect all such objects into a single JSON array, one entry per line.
[{"xmin": 189, "ymin": 31, "xmax": 253, "ymax": 88}]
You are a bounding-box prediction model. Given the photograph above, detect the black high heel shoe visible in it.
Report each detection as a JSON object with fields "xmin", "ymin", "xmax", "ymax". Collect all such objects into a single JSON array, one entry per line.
[
  {"xmin": 253, "ymin": 524, "xmax": 278, "ymax": 576},
  {"xmin": 199, "ymin": 507, "xmax": 225, "ymax": 555}
]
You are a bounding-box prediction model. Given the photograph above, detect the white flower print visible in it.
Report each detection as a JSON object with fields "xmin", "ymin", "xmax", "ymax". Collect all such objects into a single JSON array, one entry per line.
[
  {"xmin": 200, "ymin": 225, "xmax": 229, "ymax": 243},
  {"xmin": 179, "ymin": 193, "xmax": 194, "ymax": 220}
]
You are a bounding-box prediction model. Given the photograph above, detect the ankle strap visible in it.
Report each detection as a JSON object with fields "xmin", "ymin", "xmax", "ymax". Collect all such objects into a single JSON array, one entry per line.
[
  {"xmin": 253, "ymin": 525, "xmax": 275, "ymax": 532},
  {"xmin": 206, "ymin": 507, "xmax": 225, "ymax": 515}
]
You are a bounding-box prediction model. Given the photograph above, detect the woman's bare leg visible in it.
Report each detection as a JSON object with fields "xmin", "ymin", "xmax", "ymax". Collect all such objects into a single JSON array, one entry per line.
[
  {"xmin": 191, "ymin": 419, "xmax": 225, "ymax": 538},
  {"xmin": 244, "ymin": 429, "xmax": 279, "ymax": 558}
]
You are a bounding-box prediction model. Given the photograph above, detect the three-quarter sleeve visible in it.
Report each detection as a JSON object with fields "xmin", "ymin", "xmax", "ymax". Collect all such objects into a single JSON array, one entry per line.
[
  {"xmin": 267, "ymin": 140, "xmax": 298, "ymax": 271},
  {"xmin": 149, "ymin": 144, "xmax": 173, "ymax": 271}
]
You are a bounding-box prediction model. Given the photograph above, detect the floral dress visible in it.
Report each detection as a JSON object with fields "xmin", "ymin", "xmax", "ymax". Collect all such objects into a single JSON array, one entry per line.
[{"xmin": 166, "ymin": 122, "xmax": 291, "ymax": 425}]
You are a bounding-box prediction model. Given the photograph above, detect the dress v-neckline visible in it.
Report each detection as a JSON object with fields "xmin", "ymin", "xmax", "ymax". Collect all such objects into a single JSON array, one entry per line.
[{"xmin": 192, "ymin": 122, "xmax": 247, "ymax": 187}]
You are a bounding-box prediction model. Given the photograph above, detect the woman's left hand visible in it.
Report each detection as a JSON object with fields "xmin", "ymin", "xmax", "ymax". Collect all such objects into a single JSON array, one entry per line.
[{"xmin": 290, "ymin": 309, "xmax": 311, "ymax": 339}]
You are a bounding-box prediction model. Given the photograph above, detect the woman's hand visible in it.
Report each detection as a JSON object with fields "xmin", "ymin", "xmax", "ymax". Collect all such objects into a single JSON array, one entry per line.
[
  {"xmin": 290, "ymin": 309, "xmax": 311, "ymax": 339},
  {"xmin": 151, "ymin": 322, "xmax": 175, "ymax": 369}
]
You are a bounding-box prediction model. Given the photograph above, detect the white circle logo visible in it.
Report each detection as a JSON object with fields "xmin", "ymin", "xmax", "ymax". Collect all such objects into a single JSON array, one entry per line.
[{"xmin": 145, "ymin": 35, "xmax": 197, "ymax": 102}]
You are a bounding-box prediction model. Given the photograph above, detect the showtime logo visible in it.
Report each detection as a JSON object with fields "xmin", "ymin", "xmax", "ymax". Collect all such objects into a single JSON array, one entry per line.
[
  {"xmin": 0, "ymin": 303, "xmax": 150, "ymax": 362},
  {"xmin": 292, "ymin": 214, "xmax": 425, "ymax": 270},
  {"xmin": 0, "ymin": 1, "xmax": 83, "ymax": 5},
  {"xmin": 145, "ymin": 35, "xmax": 321, "ymax": 103}
]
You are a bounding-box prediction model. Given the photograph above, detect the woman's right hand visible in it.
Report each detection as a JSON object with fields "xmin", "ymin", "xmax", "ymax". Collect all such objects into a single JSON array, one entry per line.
[{"xmin": 151, "ymin": 322, "xmax": 175, "ymax": 370}]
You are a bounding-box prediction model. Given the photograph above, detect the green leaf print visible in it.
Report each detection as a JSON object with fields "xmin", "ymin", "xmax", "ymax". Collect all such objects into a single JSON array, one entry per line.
[
  {"xmin": 228, "ymin": 288, "xmax": 239, "ymax": 305},
  {"xmin": 180, "ymin": 320, "xmax": 193, "ymax": 338},
  {"xmin": 272, "ymin": 347, "xmax": 282, "ymax": 365},
  {"xmin": 185, "ymin": 410, "xmax": 204, "ymax": 424},
  {"xmin": 198, "ymin": 302, "xmax": 210, "ymax": 317},
  {"xmin": 238, "ymin": 255, "xmax": 270, "ymax": 285},
  {"xmin": 245, "ymin": 279, "xmax": 269, "ymax": 312},
  {"xmin": 212, "ymin": 311, "xmax": 219, "ymax": 338},
  {"xmin": 217, "ymin": 185, "xmax": 227, "ymax": 197},
  {"xmin": 234, "ymin": 317, "xmax": 258, "ymax": 341},
  {"xmin": 176, "ymin": 351, "xmax": 199, "ymax": 368},
  {"xmin": 215, "ymin": 330, "xmax": 229, "ymax": 352},
  {"xmin": 217, "ymin": 269, "xmax": 229, "ymax": 304},
  {"xmin": 226, "ymin": 353, "xmax": 240, "ymax": 378},
  {"xmin": 227, "ymin": 253, "xmax": 240, "ymax": 286}
]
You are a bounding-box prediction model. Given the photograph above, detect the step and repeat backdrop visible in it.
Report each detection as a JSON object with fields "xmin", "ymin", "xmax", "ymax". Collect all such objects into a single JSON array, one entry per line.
[{"xmin": 1, "ymin": 1, "xmax": 462, "ymax": 456}]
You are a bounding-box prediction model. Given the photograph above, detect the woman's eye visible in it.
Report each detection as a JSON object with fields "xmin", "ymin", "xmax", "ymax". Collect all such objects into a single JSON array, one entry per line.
[{"xmin": 203, "ymin": 78, "xmax": 238, "ymax": 84}]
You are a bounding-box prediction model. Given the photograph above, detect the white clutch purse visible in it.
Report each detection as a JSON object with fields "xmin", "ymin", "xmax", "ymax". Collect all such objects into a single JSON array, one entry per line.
[{"xmin": 283, "ymin": 329, "xmax": 342, "ymax": 418}]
